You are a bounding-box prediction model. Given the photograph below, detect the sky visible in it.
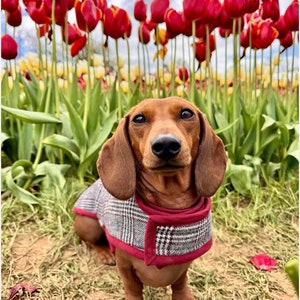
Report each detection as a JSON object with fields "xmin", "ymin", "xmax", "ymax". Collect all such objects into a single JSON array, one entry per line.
[{"xmin": 1, "ymin": 0, "xmax": 298, "ymax": 75}]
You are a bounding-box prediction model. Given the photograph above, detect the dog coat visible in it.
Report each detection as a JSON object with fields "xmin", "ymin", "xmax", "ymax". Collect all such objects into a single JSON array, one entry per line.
[{"xmin": 73, "ymin": 179, "xmax": 212, "ymax": 269}]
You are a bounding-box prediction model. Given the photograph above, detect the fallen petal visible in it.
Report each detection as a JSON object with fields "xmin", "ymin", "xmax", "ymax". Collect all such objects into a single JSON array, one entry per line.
[{"xmin": 249, "ymin": 253, "xmax": 277, "ymax": 271}]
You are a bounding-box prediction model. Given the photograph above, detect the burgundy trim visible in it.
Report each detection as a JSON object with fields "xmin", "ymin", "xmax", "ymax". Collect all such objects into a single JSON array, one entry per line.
[{"xmin": 72, "ymin": 207, "xmax": 98, "ymax": 219}]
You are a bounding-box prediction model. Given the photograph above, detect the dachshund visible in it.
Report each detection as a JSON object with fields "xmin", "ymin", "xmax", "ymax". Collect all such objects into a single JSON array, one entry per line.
[{"xmin": 73, "ymin": 96, "xmax": 227, "ymax": 300}]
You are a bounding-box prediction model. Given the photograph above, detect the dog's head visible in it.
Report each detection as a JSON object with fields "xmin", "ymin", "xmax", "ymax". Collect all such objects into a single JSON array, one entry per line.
[{"xmin": 97, "ymin": 96, "xmax": 227, "ymax": 199}]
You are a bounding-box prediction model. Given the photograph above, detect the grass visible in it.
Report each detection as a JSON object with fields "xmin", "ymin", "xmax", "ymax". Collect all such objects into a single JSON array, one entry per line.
[{"xmin": 1, "ymin": 176, "xmax": 298, "ymax": 300}]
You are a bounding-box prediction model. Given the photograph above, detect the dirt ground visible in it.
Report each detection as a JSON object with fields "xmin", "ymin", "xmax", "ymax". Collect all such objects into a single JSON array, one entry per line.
[{"xmin": 2, "ymin": 225, "xmax": 298, "ymax": 300}]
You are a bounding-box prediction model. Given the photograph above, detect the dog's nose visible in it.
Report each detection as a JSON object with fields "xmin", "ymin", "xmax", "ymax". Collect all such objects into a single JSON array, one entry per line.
[{"xmin": 151, "ymin": 134, "xmax": 181, "ymax": 160}]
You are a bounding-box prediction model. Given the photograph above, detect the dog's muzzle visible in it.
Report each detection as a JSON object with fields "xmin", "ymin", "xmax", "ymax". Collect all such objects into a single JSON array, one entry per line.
[{"xmin": 151, "ymin": 134, "xmax": 181, "ymax": 161}]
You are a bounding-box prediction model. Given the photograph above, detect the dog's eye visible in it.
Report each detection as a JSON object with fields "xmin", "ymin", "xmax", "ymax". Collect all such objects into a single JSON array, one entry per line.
[
  {"xmin": 180, "ymin": 109, "xmax": 194, "ymax": 120},
  {"xmin": 132, "ymin": 114, "xmax": 146, "ymax": 124}
]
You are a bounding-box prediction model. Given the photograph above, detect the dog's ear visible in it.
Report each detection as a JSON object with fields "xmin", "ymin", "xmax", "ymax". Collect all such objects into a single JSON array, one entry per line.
[
  {"xmin": 194, "ymin": 112, "xmax": 227, "ymax": 197},
  {"xmin": 97, "ymin": 116, "xmax": 136, "ymax": 200}
]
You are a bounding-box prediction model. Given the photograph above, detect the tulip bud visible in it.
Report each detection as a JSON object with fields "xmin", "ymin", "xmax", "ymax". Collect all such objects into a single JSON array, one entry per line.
[
  {"xmin": 1, "ymin": 34, "xmax": 18, "ymax": 60},
  {"xmin": 284, "ymin": 0, "xmax": 299, "ymax": 32}
]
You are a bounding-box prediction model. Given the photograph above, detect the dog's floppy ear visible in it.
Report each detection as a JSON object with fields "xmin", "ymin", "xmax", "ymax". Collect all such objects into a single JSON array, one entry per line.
[
  {"xmin": 97, "ymin": 116, "xmax": 136, "ymax": 200},
  {"xmin": 194, "ymin": 112, "xmax": 227, "ymax": 197}
]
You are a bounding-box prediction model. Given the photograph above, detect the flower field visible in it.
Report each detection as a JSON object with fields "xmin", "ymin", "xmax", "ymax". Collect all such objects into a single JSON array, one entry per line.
[
  {"xmin": 1, "ymin": 0, "xmax": 299, "ymax": 202},
  {"xmin": 1, "ymin": 1, "xmax": 299, "ymax": 299}
]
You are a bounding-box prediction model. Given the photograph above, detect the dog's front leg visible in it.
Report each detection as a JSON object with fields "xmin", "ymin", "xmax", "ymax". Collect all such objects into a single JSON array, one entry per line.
[
  {"xmin": 115, "ymin": 250, "xmax": 143, "ymax": 300},
  {"xmin": 171, "ymin": 270, "xmax": 195, "ymax": 300}
]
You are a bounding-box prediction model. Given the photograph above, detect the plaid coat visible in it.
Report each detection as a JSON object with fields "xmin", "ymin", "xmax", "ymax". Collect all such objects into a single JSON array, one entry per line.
[{"xmin": 73, "ymin": 179, "xmax": 212, "ymax": 268}]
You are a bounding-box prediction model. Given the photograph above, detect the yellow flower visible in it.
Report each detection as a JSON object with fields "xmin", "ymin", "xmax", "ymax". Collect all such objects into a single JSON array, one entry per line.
[
  {"xmin": 163, "ymin": 72, "xmax": 172, "ymax": 85},
  {"xmin": 292, "ymin": 73, "xmax": 299, "ymax": 88},
  {"xmin": 176, "ymin": 85, "xmax": 186, "ymax": 97},
  {"xmin": 93, "ymin": 54, "xmax": 103, "ymax": 67},
  {"xmin": 94, "ymin": 66, "xmax": 105, "ymax": 79},
  {"xmin": 153, "ymin": 46, "xmax": 168, "ymax": 61},
  {"xmin": 56, "ymin": 63, "xmax": 64, "ymax": 77},
  {"xmin": 272, "ymin": 53, "xmax": 280, "ymax": 67},
  {"xmin": 120, "ymin": 81, "xmax": 129, "ymax": 93},
  {"xmin": 77, "ymin": 60, "xmax": 88, "ymax": 76},
  {"xmin": 118, "ymin": 57, "xmax": 125, "ymax": 69}
]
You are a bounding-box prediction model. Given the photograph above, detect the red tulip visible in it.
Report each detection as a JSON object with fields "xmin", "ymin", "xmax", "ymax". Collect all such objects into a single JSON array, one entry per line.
[
  {"xmin": 39, "ymin": 24, "xmax": 50, "ymax": 38},
  {"xmin": 1, "ymin": 0, "xmax": 18, "ymax": 12},
  {"xmin": 138, "ymin": 22, "xmax": 151, "ymax": 44},
  {"xmin": 251, "ymin": 19, "xmax": 279, "ymax": 49},
  {"xmin": 164, "ymin": 8, "xmax": 185, "ymax": 38},
  {"xmin": 178, "ymin": 67, "xmax": 189, "ymax": 81},
  {"xmin": 150, "ymin": 0, "xmax": 169, "ymax": 23},
  {"xmin": 201, "ymin": 0, "xmax": 222, "ymax": 24},
  {"xmin": 284, "ymin": 0, "xmax": 299, "ymax": 32},
  {"xmin": 218, "ymin": 4, "xmax": 234, "ymax": 30},
  {"xmin": 219, "ymin": 27, "xmax": 232, "ymax": 38},
  {"xmin": 1, "ymin": 34, "xmax": 18, "ymax": 60},
  {"xmin": 103, "ymin": 5, "xmax": 132, "ymax": 39},
  {"xmin": 247, "ymin": 0, "xmax": 259, "ymax": 14},
  {"xmin": 260, "ymin": 0, "xmax": 279, "ymax": 22},
  {"xmin": 7, "ymin": 5, "xmax": 22, "ymax": 27},
  {"xmin": 68, "ymin": 0, "xmax": 76, "ymax": 10},
  {"xmin": 70, "ymin": 34, "xmax": 87, "ymax": 57},
  {"xmin": 62, "ymin": 23, "xmax": 83, "ymax": 44},
  {"xmin": 280, "ymin": 31, "xmax": 293, "ymax": 49},
  {"xmin": 274, "ymin": 16, "xmax": 289, "ymax": 40},
  {"xmin": 44, "ymin": 0, "xmax": 68, "ymax": 26},
  {"xmin": 75, "ymin": 0, "xmax": 102, "ymax": 32},
  {"xmin": 224, "ymin": 0, "xmax": 248, "ymax": 18},
  {"xmin": 134, "ymin": 0, "xmax": 147, "ymax": 22},
  {"xmin": 240, "ymin": 27, "xmax": 250, "ymax": 48},
  {"xmin": 183, "ymin": 0, "xmax": 205, "ymax": 21},
  {"xmin": 25, "ymin": 1, "xmax": 50, "ymax": 24},
  {"xmin": 193, "ymin": 34, "xmax": 215, "ymax": 63}
]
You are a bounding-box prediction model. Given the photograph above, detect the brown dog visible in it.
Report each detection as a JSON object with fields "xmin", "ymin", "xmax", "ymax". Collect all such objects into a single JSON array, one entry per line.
[{"xmin": 73, "ymin": 96, "xmax": 227, "ymax": 299}]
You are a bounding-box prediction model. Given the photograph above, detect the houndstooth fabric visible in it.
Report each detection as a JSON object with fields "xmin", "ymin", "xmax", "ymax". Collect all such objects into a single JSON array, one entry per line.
[{"xmin": 73, "ymin": 179, "xmax": 212, "ymax": 267}]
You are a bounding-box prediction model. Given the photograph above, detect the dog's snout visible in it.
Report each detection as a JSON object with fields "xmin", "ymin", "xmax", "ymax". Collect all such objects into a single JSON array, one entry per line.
[{"xmin": 151, "ymin": 134, "xmax": 181, "ymax": 160}]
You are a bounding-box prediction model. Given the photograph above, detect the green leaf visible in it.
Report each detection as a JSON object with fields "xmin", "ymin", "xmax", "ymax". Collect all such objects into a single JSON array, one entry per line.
[
  {"xmin": 36, "ymin": 161, "xmax": 71, "ymax": 190},
  {"xmin": 5, "ymin": 161, "xmax": 40, "ymax": 205},
  {"xmin": 227, "ymin": 162, "xmax": 253, "ymax": 194},
  {"xmin": 78, "ymin": 110, "xmax": 117, "ymax": 178},
  {"xmin": 62, "ymin": 95, "xmax": 88, "ymax": 156},
  {"xmin": 1, "ymin": 132, "xmax": 11, "ymax": 146},
  {"xmin": 42, "ymin": 134, "xmax": 80, "ymax": 162},
  {"xmin": 1, "ymin": 106, "xmax": 62, "ymax": 124},
  {"xmin": 18, "ymin": 123, "xmax": 33, "ymax": 160}
]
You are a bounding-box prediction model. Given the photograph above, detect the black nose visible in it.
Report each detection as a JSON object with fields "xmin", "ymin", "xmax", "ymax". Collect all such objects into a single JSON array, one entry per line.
[{"xmin": 151, "ymin": 134, "xmax": 181, "ymax": 160}]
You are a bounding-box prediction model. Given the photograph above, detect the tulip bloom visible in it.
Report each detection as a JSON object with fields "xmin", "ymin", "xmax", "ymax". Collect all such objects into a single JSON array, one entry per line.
[
  {"xmin": 260, "ymin": 0, "xmax": 279, "ymax": 22},
  {"xmin": 1, "ymin": 0, "xmax": 18, "ymax": 12},
  {"xmin": 274, "ymin": 16, "xmax": 289, "ymax": 40},
  {"xmin": 25, "ymin": 1, "xmax": 50, "ymax": 24},
  {"xmin": 1, "ymin": 34, "xmax": 18, "ymax": 60},
  {"xmin": 178, "ymin": 67, "xmax": 189, "ymax": 82},
  {"xmin": 164, "ymin": 8, "xmax": 185, "ymax": 38},
  {"xmin": 280, "ymin": 31, "xmax": 293, "ymax": 50},
  {"xmin": 183, "ymin": 0, "xmax": 205, "ymax": 21},
  {"xmin": 201, "ymin": 0, "xmax": 222, "ymax": 24},
  {"xmin": 284, "ymin": 0, "xmax": 299, "ymax": 32},
  {"xmin": 103, "ymin": 5, "xmax": 132, "ymax": 39},
  {"xmin": 44, "ymin": 0, "xmax": 68, "ymax": 26},
  {"xmin": 134, "ymin": 0, "xmax": 147, "ymax": 22},
  {"xmin": 75, "ymin": 0, "xmax": 102, "ymax": 32},
  {"xmin": 138, "ymin": 22, "xmax": 151, "ymax": 44},
  {"xmin": 223, "ymin": 0, "xmax": 248, "ymax": 18},
  {"xmin": 150, "ymin": 0, "xmax": 169, "ymax": 23},
  {"xmin": 62, "ymin": 23, "xmax": 83, "ymax": 45},
  {"xmin": 193, "ymin": 35, "xmax": 215, "ymax": 63},
  {"xmin": 70, "ymin": 34, "xmax": 87, "ymax": 57},
  {"xmin": 251, "ymin": 19, "xmax": 279, "ymax": 49},
  {"xmin": 7, "ymin": 5, "xmax": 22, "ymax": 27}
]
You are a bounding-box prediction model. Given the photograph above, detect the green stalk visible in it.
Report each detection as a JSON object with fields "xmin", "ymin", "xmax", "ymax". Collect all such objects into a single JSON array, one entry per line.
[
  {"xmin": 205, "ymin": 24, "xmax": 212, "ymax": 120},
  {"xmin": 171, "ymin": 37, "xmax": 177, "ymax": 95},
  {"xmin": 191, "ymin": 20, "xmax": 196, "ymax": 104},
  {"xmin": 83, "ymin": 33, "xmax": 91, "ymax": 130},
  {"xmin": 155, "ymin": 24, "xmax": 160, "ymax": 97},
  {"xmin": 223, "ymin": 30, "xmax": 228, "ymax": 116},
  {"xmin": 115, "ymin": 39, "xmax": 122, "ymax": 120},
  {"xmin": 125, "ymin": 35, "xmax": 131, "ymax": 97},
  {"xmin": 232, "ymin": 18, "xmax": 239, "ymax": 155}
]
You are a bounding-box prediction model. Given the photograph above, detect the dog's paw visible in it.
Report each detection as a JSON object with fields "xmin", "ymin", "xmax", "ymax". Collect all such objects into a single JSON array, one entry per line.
[{"xmin": 92, "ymin": 244, "xmax": 116, "ymax": 266}]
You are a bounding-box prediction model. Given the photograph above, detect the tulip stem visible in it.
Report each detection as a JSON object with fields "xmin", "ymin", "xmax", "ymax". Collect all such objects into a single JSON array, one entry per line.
[
  {"xmin": 191, "ymin": 20, "xmax": 196, "ymax": 104},
  {"xmin": 155, "ymin": 24, "xmax": 160, "ymax": 97},
  {"xmin": 115, "ymin": 39, "xmax": 122, "ymax": 120},
  {"xmin": 83, "ymin": 33, "xmax": 91, "ymax": 130},
  {"xmin": 125, "ymin": 35, "xmax": 131, "ymax": 97}
]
